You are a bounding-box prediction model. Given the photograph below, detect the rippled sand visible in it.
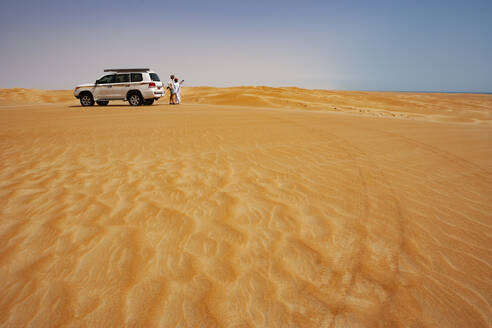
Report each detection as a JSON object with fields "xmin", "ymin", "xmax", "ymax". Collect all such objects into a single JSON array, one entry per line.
[{"xmin": 0, "ymin": 88, "xmax": 491, "ymax": 327}]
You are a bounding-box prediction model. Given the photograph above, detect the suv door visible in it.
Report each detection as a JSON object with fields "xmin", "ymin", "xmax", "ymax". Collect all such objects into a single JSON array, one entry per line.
[
  {"xmin": 94, "ymin": 74, "xmax": 116, "ymax": 100},
  {"xmin": 112, "ymin": 74, "xmax": 130, "ymax": 99}
]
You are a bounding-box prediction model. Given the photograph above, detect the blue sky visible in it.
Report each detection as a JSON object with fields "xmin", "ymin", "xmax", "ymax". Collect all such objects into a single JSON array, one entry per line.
[{"xmin": 0, "ymin": 0, "xmax": 491, "ymax": 91}]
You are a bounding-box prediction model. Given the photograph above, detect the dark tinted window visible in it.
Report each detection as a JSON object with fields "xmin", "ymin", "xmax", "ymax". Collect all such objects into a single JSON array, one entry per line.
[
  {"xmin": 98, "ymin": 74, "xmax": 116, "ymax": 84},
  {"xmin": 115, "ymin": 74, "xmax": 130, "ymax": 83},
  {"xmin": 149, "ymin": 73, "xmax": 160, "ymax": 81},
  {"xmin": 131, "ymin": 73, "xmax": 143, "ymax": 82}
]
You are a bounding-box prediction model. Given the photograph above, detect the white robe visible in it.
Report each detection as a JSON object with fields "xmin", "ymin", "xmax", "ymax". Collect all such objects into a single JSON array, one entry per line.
[{"xmin": 173, "ymin": 81, "xmax": 182, "ymax": 104}]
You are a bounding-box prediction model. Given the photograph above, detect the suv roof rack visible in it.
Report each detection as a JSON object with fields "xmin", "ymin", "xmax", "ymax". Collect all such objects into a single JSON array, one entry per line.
[{"xmin": 104, "ymin": 68, "xmax": 150, "ymax": 73}]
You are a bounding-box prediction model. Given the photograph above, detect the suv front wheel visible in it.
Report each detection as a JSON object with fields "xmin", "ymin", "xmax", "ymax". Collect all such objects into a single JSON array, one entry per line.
[
  {"xmin": 128, "ymin": 92, "xmax": 143, "ymax": 106},
  {"xmin": 80, "ymin": 92, "xmax": 94, "ymax": 106}
]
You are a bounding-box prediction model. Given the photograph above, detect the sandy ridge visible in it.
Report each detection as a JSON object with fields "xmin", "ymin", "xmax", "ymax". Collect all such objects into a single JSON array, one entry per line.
[{"xmin": 1, "ymin": 87, "xmax": 491, "ymax": 124}]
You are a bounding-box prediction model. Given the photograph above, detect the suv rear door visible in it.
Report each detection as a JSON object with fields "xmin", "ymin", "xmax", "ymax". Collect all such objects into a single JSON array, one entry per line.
[
  {"xmin": 111, "ymin": 74, "xmax": 130, "ymax": 99},
  {"xmin": 128, "ymin": 73, "xmax": 144, "ymax": 99}
]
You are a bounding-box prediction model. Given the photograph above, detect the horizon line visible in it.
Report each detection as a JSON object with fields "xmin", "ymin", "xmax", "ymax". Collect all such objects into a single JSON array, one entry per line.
[{"xmin": 1, "ymin": 86, "xmax": 491, "ymax": 95}]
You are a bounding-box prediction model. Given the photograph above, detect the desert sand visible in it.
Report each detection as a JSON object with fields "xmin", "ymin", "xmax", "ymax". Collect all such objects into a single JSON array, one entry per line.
[{"xmin": 0, "ymin": 87, "xmax": 491, "ymax": 327}]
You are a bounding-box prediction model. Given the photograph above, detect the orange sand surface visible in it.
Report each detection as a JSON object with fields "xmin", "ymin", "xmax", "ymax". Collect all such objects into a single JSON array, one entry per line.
[{"xmin": 0, "ymin": 87, "xmax": 492, "ymax": 327}]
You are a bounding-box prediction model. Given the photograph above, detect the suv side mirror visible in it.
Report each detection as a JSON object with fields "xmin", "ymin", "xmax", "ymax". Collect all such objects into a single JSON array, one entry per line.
[{"xmin": 95, "ymin": 80, "xmax": 99, "ymax": 85}]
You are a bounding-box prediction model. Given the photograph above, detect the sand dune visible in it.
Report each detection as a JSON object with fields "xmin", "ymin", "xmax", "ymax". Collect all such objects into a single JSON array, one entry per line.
[
  {"xmin": 0, "ymin": 88, "xmax": 491, "ymax": 327},
  {"xmin": 0, "ymin": 88, "xmax": 74, "ymax": 106},
  {"xmin": 1, "ymin": 87, "xmax": 491, "ymax": 124},
  {"xmin": 184, "ymin": 87, "xmax": 492, "ymax": 124}
]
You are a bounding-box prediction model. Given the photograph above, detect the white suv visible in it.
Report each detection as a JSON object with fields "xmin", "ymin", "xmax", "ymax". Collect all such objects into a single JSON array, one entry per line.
[{"xmin": 74, "ymin": 68, "xmax": 165, "ymax": 106}]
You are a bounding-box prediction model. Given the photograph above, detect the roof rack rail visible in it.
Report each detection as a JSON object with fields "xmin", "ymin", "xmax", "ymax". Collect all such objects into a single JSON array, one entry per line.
[{"xmin": 104, "ymin": 68, "xmax": 150, "ymax": 73}]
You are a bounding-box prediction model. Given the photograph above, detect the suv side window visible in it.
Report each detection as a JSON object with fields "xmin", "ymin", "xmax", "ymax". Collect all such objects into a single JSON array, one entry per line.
[
  {"xmin": 131, "ymin": 73, "xmax": 143, "ymax": 82},
  {"xmin": 98, "ymin": 74, "xmax": 116, "ymax": 84},
  {"xmin": 115, "ymin": 74, "xmax": 130, "ymax": 83}
]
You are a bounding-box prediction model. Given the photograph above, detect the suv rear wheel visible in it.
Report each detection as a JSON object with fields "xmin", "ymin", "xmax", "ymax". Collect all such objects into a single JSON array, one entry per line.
[
  {"xmin": 143, "ymin": 99, "xmax": 154, "ymax": 106},
  {"xmin": 96, "ymin": 101, "xmax": 109, "ymax": 106},
  {"xmin": 128, "ymin": 92, "xmax": 143, "ymax": 106},
  {"xmin": 80, "ymin": 92, "xmax": 94, "ymax": 106}
]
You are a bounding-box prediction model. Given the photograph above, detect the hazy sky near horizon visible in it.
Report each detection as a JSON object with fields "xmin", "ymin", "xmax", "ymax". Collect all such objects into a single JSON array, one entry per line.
[{"xmin": 0, "ymin": 0, "xmax": 491, "ymax": 91}]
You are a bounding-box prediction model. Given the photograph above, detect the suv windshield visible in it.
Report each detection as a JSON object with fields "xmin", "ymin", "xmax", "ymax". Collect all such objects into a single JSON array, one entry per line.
[{"xmin": 149, "ymin": 73, "xmax": 160, "ymax": 81}]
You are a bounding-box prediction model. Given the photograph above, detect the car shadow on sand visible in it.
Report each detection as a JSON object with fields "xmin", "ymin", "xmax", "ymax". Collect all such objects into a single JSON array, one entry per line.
[
  {"xmin": 69, "ymin": 105, "xmax": 132, "ymax": 108},
  {"xmin": 68, "ymin": 104, "xmax": 171, "ymax": 108}
]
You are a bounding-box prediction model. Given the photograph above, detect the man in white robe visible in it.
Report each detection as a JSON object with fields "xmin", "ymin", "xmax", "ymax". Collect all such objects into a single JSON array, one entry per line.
[{"xmin": 173, "ymin": 78, "xmax": 184, "ymax": 104}]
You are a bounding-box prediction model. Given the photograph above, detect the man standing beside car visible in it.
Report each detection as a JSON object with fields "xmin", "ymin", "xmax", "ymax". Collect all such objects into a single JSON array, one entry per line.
[{"xmin": 167, "ymin": 74, "xmax": 175, "ymax": 104}]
